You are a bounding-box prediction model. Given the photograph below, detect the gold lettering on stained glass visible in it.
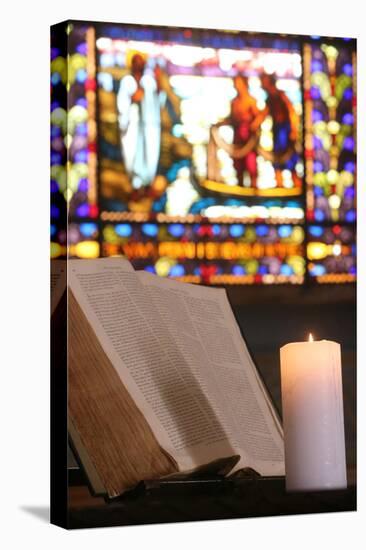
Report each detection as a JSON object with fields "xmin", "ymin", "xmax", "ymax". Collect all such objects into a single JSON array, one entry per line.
[
  {"xmin": 122, "ymin": 241, "xmax": 303, "ymax": 261},
  {"xmin": 123, "ymin": 242, "xmax": 157, "ymax": 258},
  {"xmin": 197, "ymin": 242, "xmax": 205, "ymax": 259}
]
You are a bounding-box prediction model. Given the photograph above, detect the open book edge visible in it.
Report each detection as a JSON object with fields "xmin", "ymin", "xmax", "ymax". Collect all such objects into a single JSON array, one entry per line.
[{"xmin": 68, "ymin": 290, "xmax": 179, "ymax": 498}]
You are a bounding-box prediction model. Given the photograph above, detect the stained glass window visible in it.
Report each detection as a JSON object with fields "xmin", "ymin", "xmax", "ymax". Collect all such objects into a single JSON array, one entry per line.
[
  {"xmin": 51, "ymin": 23, "xmax": 99, "ymax": 259},
  {"xmin": 303, "ymin": 42, "xmax": 356, "ymax": 224},
  {"xmin": 303, "ymin": 40, "xmax": 356, "ymax": 282},
  {"xmin": 97, "ymin": 31, "xmax": 304, "ymax": 219},
  {"xmin": 50, "ymin": 23, "xmax": 356, "ymax": 284}
]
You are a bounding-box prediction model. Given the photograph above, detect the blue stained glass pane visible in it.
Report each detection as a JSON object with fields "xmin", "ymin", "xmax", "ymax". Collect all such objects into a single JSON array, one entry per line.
[
  {"xmin": 343, "ymin": 63, "xmax": 353, "ymax": 76},
  {"xmin": 256, "ymin": 225, "xmax": 269, "ymax": 237},
  {"xmin": 170, "ymin": 264, "xmax": 185, "ymax": 277},
  {"xmin": 76, "ymin": 42, "xmax": 87, "ymax": 55},
  {"xmin": 312, "ymin": 110, "xmax": 324, "ymax": 122},
  {"xmin": 311, "ymin": 62, "xmax": 322, "ymax": 72},
  {"xmin": 144, "ymin": 266, "xmax": 156, "ymax": 274},
  {"xmin": 74, "ymin": 150, "xmax": 88, "ymax": 163},
  {"xmin": 51, "ymin": 126, "xmax": 61, "ymax": 138},
  {"xmin": 342, "ymin": 113, "xmax": 354, "ymax": 125},
  {"xmin": 115, "ymin": 224, "xmax": 132, "ymax": 237},
  {"xmin": 76, "ymin": 69, "xmax": 87, "ymax": 83},
  {"xmin": 313, "ymin": 161, "xmax": 323, "ymax": 172},
  {"xmin": 50, "ymin": 224, "xmax": 57, "ymax": 237},
  {"xmin": 212, "ymin": 224, "xmax": 221, "ymax": 236},
  {"xmin": 287, "ymin": 200, "xmax": 301, "ymax": 208},
  {"xmin": 232, "ymin": 265, "xmax": 246, "ymax": 275},
  {"xmin": 80, "ymin": 222, "xmax": 98, "ymax": 237},
  {"xmin": 344, "ymin": 161, "xmax": 355, "ymax": 173},
  {"xmin": 166, "ymin": 164, "xmax": 180, "ymax": 182},
  {"xmin": 313, "ymin": 136, "xmax": 323, "ymax": 150},
  {"xmin": 168, "ymin": 224, "xmax": 185, "ymax": 237},
  {"xmin": 280, "ymin": 264, "xmax": 293, "ymax": 275},
  {"xmin": 100, "ymin": 53, "xmax": 115, "ymax": 67},
  {"xmin": 345, "ymin": 209, "xmax": 356, "ymax": 222},
  {"xmin": 51, "ymin": 72, "xmax": 61, "ymax": 85},
  {"xmin": 51, "ymin": 205, "xmax": 60, "ymax": 219},
  {"xmin": 309, "ymin": 225, "xmax": 323, "ymax": 237},
  {"xmin": 98, "ymin": 72, "xmax": 114, "ymax": 92},
  {"xmin": 278, "ymin": 225, "xmax": 292, "ymax": 238},
  {"xmin": 75, "ymin": 123, "xmax": 88, "ymax": 136},
  {"xmin": 343, "ymin": 137, "xmax": 354, "ymax": 151},
  {"xmin": 51, "ymin": 152, "xmax": 62, "ymax": 165},
  {"xmin": 76, "ymin": 204, "xmax": 89, "ymax": 217},
  {"xmin": 172, "ymin": 124, "xmax": 184, "ymax": 138},
  {"xmin": 50, "ymin": 180, "xmax": 59, "ymax": 193},
  {"xmin": 314, "ymin": 208, "xmax": 325, "ymax": 222},
  {"xmin": 51, "ymin": 47, "xmax": 60, "ymax": 60},
  {"xmin": 229, "ymin": 224, "xmax": 244, "ymax": 238},
  {"xmin": 258, "ymin": 265, "xmax": 268, "ymax": 275},
  {"xmin": 142, "ymin": 223, "xmax": 159, "ymax": 237},
  {"xmin": 345, "ymin": 187, "xmax": 355, "ymax": 198},
  {"xmin": 224, "ymin": 198, "xmax": 243, "ymax": 207},
  {"xmin": 265, "ymin": 200, "xmax": 280, "ymax": 207},
  {"xmin": 310, "ymin": 264, "xmax": 326, "ymax": 276},
  {"xmin": 78, "ymin": 178, "xmax": 89, "ymax": 192},
  {"xmin": 76, "ymin": 98, "xmax": 88, "ymax": 108},
  {"xmin": 343, "ymin": 88, "xmax": 353, "ymax": 100},
  {"xmin": 152, "ymin": 193, "xmax": 167, "ymax": 213},
  {"xmin": 314, "ymin": 186, "xmax": 324, "ymax": 197}
]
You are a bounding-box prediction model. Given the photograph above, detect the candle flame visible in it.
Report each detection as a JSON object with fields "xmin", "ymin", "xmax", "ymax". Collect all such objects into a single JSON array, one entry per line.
[{"xmin": 308, "ymin": 333, "xmax": 314, "ymax": 342}]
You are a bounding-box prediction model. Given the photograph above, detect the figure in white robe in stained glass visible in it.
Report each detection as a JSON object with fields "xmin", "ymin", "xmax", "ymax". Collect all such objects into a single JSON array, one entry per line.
[{"xmin": 117, "ymin": 54, "xmax": 161, "ymax": 189}]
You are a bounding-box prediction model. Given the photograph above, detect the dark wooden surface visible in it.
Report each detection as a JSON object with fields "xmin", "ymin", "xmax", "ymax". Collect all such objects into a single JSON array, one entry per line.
[{"xmin": 67, "ymin": 474, "xmax": 356, "ymax": 529}]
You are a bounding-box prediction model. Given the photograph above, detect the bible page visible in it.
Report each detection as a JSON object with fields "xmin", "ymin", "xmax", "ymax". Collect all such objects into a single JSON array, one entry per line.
[{"xmin": 138, "ymin": 271, "xmax": 285, "ymax": 476}]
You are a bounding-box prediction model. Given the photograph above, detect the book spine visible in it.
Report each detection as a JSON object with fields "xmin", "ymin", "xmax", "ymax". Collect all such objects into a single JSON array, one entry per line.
[{"xmin": 50, "ymin": 20, "xmax": 69, "ymax": 530}]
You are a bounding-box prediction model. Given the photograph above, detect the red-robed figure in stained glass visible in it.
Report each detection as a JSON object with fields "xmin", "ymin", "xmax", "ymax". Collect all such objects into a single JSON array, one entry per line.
[
  {"xmin": 230, "ymin": 75, "xmax": 262, "ymax": 187},
  {"xmin": 261, "ymin": 74, "xmax": 300, "ymax": 188},
  {"xmin": 209, "ymin": 75, "xmax": 263, "ymax": 188}
]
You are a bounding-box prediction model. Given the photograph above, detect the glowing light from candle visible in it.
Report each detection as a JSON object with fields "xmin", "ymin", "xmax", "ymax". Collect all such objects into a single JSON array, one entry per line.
[{"xmin": 308, "ymin": 333, "xmax": 314, "ymax": 342}]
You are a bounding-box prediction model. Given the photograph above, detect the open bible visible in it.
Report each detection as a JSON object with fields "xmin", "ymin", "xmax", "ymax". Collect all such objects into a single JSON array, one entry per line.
[{"xmin": 66, "ymin": 258, "xmax": 284, "ymax": 498}]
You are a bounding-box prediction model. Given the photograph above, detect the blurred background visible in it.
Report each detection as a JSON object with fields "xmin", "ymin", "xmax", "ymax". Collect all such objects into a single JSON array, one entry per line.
[{"xmin": 51, "ymin": 21, "xmax": 356, "ymax": 478}]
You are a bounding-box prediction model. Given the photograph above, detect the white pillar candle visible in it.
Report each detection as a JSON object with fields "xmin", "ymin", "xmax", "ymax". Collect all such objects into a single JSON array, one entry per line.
[{"xmin": 280, "ymin": 336, "xmax": 347, "ymax": 492}]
